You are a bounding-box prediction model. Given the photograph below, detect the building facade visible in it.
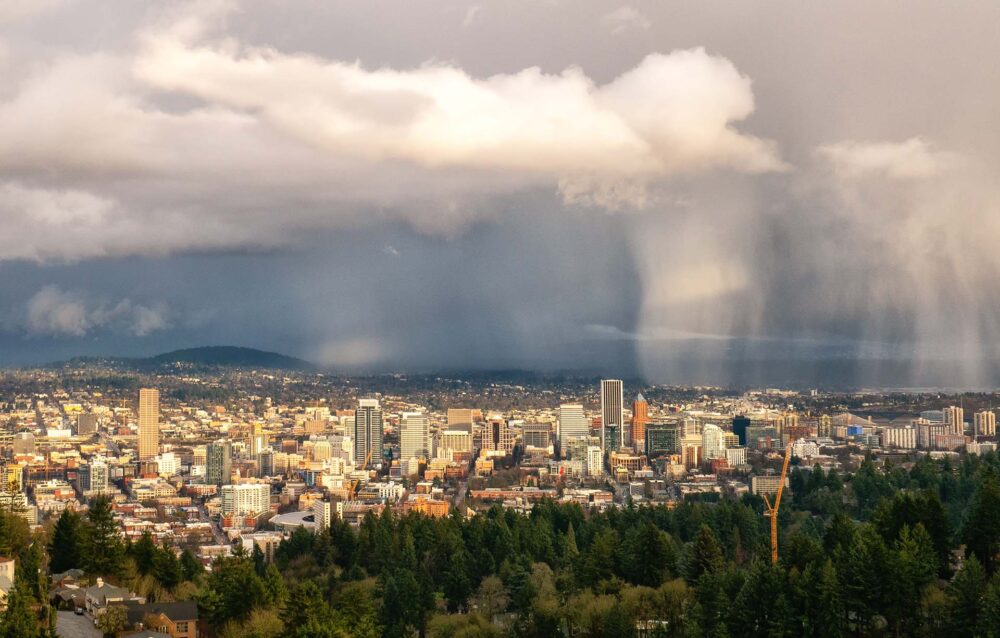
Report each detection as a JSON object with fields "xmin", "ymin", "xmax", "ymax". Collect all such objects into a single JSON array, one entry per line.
[{"xmin": 138, "ymin": 388, "xmax": 159, "ymax": 461}]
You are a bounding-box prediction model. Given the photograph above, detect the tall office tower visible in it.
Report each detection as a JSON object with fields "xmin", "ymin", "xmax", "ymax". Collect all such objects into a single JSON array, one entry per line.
[
  {"xmin": 558, "ymin": 404, "xmax": 588, "ymax": 455},
  {"xmin": 138, "ymin": 388, "xmax": 160, "ymax": 460},
  {"xmin": 11, "ymin": 432, "xmax": 34, "ymax": 455},
  {"xmin": 354, "ymin": 398, "xmax": 383, "ymax": 467},
  {"xmin": 206, "ymin": 441, "xmax": 233, "ymax": 486},
  {"xmin": 779, "ymin": 412, "xmax": 799, "ymax": 438},
  {"xmin": 974, "ymin": 410, "xmax": 997, "ymax": 437},
  {"xmin": 702, "ymin": 424, "xmax": 726, "ymax": 459},
  {"xmin": 76, "ymin": 413, "xmax": 98, "ymax": 436},
  {"xmin": 259, "ymin": 449, "xmax": 275, "ymax": 476},
  {"xmin": 943, "ymin": 406, "xmax": 965, "ymax": 435},
  {"xmin": 79, "ymin": 459, "xmax": 109, "ymax": 492},
  {"xmin": 631, "ymin": 394, "xmax": 649, "ymax": 447},
  {"xmin": 447, "ymin": 408, "xmax": 475, "ymax": 433},
  {"xmin": 248, "ymin": 423, "xmax": 267, "ymax": 460},
  {"xmin": 400, "ymin": 412, "xmax": 431, "ymax": 461},
  {"xmin": 732, "ymin": 415, "xmax": 751, "ymax": 446},
  {"xmin": 313, "ymin": 440, "xmax": 333, "ymax": 461},
  {"xmin": 600, "ymin": 379, "xmax": 624, "ymax": 453},
  {"xmin": 480, "ymin": 419, "xmax": 515, "ymax": 454},
  {"xmin": 818, "ymin": 415, "xmax": 832, "ymax": 438}
]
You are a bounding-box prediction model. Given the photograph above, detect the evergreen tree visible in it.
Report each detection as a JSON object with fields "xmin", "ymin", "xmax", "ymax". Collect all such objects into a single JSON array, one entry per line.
[
  {"xmin": 180, "ymin": 549, "xmax": 203, "ymax": 581},
  {"xmin": 945, "ymin": 555, "xmax": 986, "ymax": 637},
  {"xmin": 685, "ymin": 526, "xmax": 723, "ymax": 584},
  {"xmin": 14, "ymin": 542, "xmax": 44, "ymax": 604},
  {"xmin": 0, "ymin": 584, "xmax": 40, "ymax": 638},
  {"xmin": 281, "ymin": 580, "xmax": 338, "ymax": 638},
  {"xmin": 84, "ymin": 497, "xmax": 125, "ymax": 579},
  {"xmin": 960, "ymin": 467, "xmax": 1000, "ymax": 574},
  {"xmin": 47, "ymin": 510, "xmax": 82, "ymax": 575},
  {"xmin": 130, "ymin": 532, "xmax": 158, "ymax": 576},
  {"xmin": 152, "ymin": 544, "xmax": 183, "ymax": 591}
]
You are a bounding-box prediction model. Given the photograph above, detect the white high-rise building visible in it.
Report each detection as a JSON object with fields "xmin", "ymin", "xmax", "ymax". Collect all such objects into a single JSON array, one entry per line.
[
  {"xmin": 313, "ymin": 440, "xmax": 333, "ymax": 461},
  {"xmin": 944, "ymin": 406, "xmax": 965, "ymax": 435},
  {"xmin": 221, "ymin": 483, "xmax": 271, "ymax": 517},
  {"xmin": 702, "ymin": 424, "xmax": 726, "ymax": 459},
  {"xmin": 354, "ymin": 398, "xmax": 383, "ymax": 467},
  {"xmin": 400, "ymin": 412, "xmax": 430, "ymax": 461},
  {"xmin": 436, "ymin": 430, "xmax": 473, "ymax": 460},
  {"xmin": 313, "ymin": 500, "xmax": 333, "ymax": 530},
  {"xmin": 79, "ymin": 458, "xmax": 109, "ymax": 492},
  {"xmin": 586, "ymin": 446, "xmax": 604, "ymax": 477},
  {"xmin": 725, "ymin": 447, "xmax": 747, "ymax": 467},
  {"xmin": 600, "ymin": 380, "xmax": 624, "ymax": 453},
  {"xmin": 138, "ymin": 388, "xmax": 159, "ymax": 460},
  {"xmin": 558, "ymin": 404, "xmax": 588, "ymax": 455},
  {"xmin": 156, "ymin": 452, "xmax": 180, "ymax": 477},
  {"xmin": 974, "ymin": 410, "xmax": 996, "ymax": 437},
  {"xmin": 882, "ymin": 426, "xmax": 917, "ymax": 449}
]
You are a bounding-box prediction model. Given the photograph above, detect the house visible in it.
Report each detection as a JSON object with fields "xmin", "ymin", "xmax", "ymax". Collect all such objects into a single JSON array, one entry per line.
[
  {"xmin": 124, "ymin": 601, "xmax": 198, "ymax": 638},
  {"xmin": 0, "ymin": 557, "xmax": 14, "ymax": 607},
  {"xmin": 84, "ymin": 578, "xmax": 144, "ymax": 613},
  {"xmin": 124, "ymin": 632, "xmax": 172, "ymax": 638}
]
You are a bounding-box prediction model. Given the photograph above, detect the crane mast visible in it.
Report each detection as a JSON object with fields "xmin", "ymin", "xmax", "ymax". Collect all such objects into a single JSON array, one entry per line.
[{"xmin": 762, "ymin": 424, "xmax": 807, "ymax": 565}]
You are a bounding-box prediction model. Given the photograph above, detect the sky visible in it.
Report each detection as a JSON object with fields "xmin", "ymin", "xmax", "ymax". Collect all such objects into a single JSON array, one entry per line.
[{"xmin": 3, "ymin": 0, "xmax": 1000, "ymax": 387}]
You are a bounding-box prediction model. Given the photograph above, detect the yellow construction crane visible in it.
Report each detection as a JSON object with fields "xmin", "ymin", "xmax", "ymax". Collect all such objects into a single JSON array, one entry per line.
[
  {"xmin": 762, "ymin": 424, "xmax": 808, "ymax": 565},
  {"xmin": 347, "ymin": 448, "xmax": 374, "ymax": 501}
]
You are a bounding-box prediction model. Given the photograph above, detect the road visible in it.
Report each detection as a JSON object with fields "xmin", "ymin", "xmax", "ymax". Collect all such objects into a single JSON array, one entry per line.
[
  {"xmin": 100, "ymin": 431, "xmax": 122, "ymax": 456},
  {"xmin": 56, "ymin": 611, "xmax": 101, "ymax": 638},
  {"xmin": 197, "ymin": 502, "xmax": 230, "ymax": 546}
]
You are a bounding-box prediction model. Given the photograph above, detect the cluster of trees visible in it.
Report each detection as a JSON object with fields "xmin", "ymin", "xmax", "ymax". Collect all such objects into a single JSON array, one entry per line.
[{"xmin": 196, "ymin": 452, "xmax": 1000, "ymax": 637}]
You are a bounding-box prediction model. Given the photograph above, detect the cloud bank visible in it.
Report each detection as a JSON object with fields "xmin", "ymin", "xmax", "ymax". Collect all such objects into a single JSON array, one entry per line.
[{"xmin": 24, "ymin": 286, "xmax": 169, "ymax": 338}]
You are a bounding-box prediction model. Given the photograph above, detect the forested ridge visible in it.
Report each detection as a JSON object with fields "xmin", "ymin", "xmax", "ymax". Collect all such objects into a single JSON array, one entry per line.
[{"xmin": 4, "ymin": 452, "xmax": 1000, "ymax": 637}]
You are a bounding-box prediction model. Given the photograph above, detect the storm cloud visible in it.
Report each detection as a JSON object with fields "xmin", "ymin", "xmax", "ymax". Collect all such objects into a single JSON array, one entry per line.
[{"xmin": 2, "ymin": 0, "xmax": 1000, "ymax": 387}]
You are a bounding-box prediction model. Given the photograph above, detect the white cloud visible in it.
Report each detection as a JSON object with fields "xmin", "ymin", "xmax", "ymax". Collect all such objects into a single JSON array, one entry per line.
[
  {"xmin": 817, "ymin": 137, "xmax": 959, "ymax": 180},
  {"xmin": 23, "ymin": 286, "xmax": 169, "ymax": 338},
  {"xmin": 0, "ymin": 6, "xmax": 784, "ymax": 263},
  {"xmin": 600, "ymin": 6, "xmax": 651, "ymax": 35},
  {"xmin": 26, "ymin": 287, "xmax": 92, "ymax": 337}
]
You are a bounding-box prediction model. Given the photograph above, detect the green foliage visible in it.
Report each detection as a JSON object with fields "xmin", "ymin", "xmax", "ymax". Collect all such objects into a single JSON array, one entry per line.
[
  {"xmin": 95, "ymin": 604, "xmax": 126, "ymax": 637},
  {"xmin": 0, "ymin": 584, "xmax": 42, "ymax": 638},
  {"xmin": 84, "ymin": 497, "xmax": 125, "ymax": 579},
  {"xmin": 960, "ymin": 466, "xmax": 1000, "ymax": 574},
  {"xmin": 48, "ymin": 510, "xmax": 83, "ymax": 574}
]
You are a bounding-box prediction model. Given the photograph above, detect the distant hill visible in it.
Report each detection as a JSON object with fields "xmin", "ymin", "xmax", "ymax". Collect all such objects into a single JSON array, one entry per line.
[{"xmin": 143, "ymin": 346, "xmax": 314, "ymax": 370}]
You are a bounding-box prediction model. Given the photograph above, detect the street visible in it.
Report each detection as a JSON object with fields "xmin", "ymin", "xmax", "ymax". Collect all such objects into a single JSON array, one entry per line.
[{"xmin": 56, "ymin": 611, "xmax": 101, "ymax": 638}]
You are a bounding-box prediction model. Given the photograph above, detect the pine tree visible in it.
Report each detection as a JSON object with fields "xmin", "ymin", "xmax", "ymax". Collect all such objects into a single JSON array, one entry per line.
[
  {"xmin": 14, "ymin": 542, "xmax": 44, "ymax": 603},
  {"xmin": 130, "ymin": 531, "xmax": 157, "ymax": 576},
  {"xmin": 945, "ymin": 555, "xmax": 986, "ymax": 638},
  {"xmin": 0, "ymin": 584, "xmax": 40, "ymax": 638},
  {"xmin": 152, "ymin": 544, "xmax": 183, "ymax": 591},
  {"xmin": 180, "ymin": 549, "xmax": 203, "ymax": 582},
  {"xmin": 961, "ymin": 468, "xmax": 1000, "ymax": 574},
  {"xmin": 685, "ymin": 525, "xmax": 723, "ymax": 584},
  {"xmin": 48, "ymin": 510, "xmax": 82, "ymax": 575},
  {"xmin": 84, "ymin": 497, "xmax": 125, "ymax": 579}
]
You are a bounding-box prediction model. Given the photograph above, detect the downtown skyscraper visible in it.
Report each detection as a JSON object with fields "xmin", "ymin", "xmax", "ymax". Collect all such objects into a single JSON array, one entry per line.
[
  {"xmin": 400, "ymin": 412, "xmax": 430, "ymax": 461},
  {"xmin": 354, "ymin": 398, "xmax": 383, "ymax": 467},
  {"xmin": 138, "ymin": 388, "xmax": 160, "ymax": 461},
  {"xmin": 558, "ymin": 404, "xmax": 588, "ymax": 453},
  {"xmin": 600, "ymin": 379, "xmax": 624, "ymax": 453}
]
